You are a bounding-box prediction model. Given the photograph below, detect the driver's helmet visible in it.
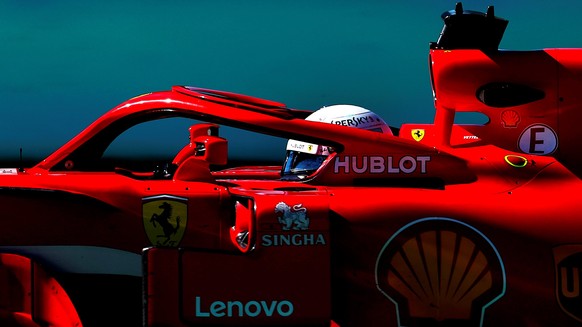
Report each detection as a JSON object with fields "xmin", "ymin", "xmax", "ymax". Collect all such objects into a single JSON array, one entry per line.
[{"xmin": 282, "ymin": 104, "xmax": 392, "ymax": 180}]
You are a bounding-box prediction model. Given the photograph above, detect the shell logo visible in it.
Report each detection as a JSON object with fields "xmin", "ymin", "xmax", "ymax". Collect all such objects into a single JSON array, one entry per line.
[
  {"xmin": 501, "ymin": 110, "xmax": 520, "ymax": 128},
  {"xmin": 376, "ymin": 218, "xmax": 506, "ymax": 327}
]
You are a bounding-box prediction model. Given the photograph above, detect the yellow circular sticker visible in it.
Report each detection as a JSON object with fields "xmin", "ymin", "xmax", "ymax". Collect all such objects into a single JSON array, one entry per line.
[{"xmin": 504, "ymin": 155, "xmax": 528, "ymax": 168}]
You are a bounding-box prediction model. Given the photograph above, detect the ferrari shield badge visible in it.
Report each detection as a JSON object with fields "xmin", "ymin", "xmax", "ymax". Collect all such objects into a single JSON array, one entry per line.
[
  {"xmin": 143, "ymin": 195, "xmax": 187, "ymax": 247},
  {"xmin": 411, "ymin": 129, "xmax": 425, "ymax": 142},
  {"xmin": 554, "ymin": 245, "xmax": 582, "ymax": 322}
]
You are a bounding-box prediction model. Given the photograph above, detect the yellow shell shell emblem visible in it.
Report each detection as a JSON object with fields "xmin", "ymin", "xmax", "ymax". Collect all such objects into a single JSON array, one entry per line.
[
  {"xmin": 412, "ymin": 129, "xmax": 425, "ymax": 142},
  {"xmin": 143, "ymin": 195, "xmax": 187, "ymax": 247},
  {"xmin": 376, "ymin": 218, "xmax": 505, "ymax": 326}
]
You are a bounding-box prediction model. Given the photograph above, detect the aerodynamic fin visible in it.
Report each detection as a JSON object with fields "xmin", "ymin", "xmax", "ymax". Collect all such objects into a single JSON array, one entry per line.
[{"xmin": 423, "ymin": 3, "xmax": 582, "ymax": 177}]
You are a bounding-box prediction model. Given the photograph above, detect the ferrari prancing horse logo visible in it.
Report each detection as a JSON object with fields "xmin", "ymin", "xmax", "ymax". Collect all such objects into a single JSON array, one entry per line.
[
  {"xmin": 143, "ymin": 195, "xmax": 187, "ymax": 247},
  {"xmin": 411, "ymin": 129, "xmax": 425, "ymax": 142}
]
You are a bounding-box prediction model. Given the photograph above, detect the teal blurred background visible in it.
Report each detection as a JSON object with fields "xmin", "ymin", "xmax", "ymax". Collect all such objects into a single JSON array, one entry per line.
[{"xmin": 1, "ymin": 1, "xmax": 581, "ymax": 163}]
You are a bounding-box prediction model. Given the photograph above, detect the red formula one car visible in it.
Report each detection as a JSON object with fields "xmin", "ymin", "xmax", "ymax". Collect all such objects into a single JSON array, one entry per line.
[{"xmin": 1, "ymin": 3, "xmax": 582, "ymax": 327}]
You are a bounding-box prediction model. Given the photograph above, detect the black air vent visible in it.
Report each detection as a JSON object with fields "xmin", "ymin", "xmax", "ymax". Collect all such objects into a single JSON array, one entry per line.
[{"xmin": 476, "ymin": 82, "xmax": 545, "ymax": 107}]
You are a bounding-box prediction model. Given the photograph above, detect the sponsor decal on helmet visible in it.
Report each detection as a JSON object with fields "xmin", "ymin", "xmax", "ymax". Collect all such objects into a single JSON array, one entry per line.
[
  {"xmin": 195, "ymin": 297, "xmax": 294, "ymax": 318},
  {"xmin": 330, "ymin": 113, "xmax": 383, "ymax": 129},
  {"xmin": 286, "ymin": 139, "xmax": 319, "ymax": 154},
  {"xmin": 376, "ymin": 218, "xmax": 506, "ymax": 327},
  {"xmin": 334, "ymin": 155, "xmax": 431, "ymax": 174},
  {"xmin": 412, "ymin": 129, "xmax": 425, "ymax": 142},
  {"xmin": 142, "ymin": 195, "xmax": 187, "ymax": 247},
  {"xmin": 518, "ymin": 124, "xmax": 558, "ymax": 155},
  {"xmin": 261, "ymin": 202, "xmax": 326, "ymax": 247},
  {"xmin": 554, "ymin": 245, "xmax": 582, "ymax": 322}
]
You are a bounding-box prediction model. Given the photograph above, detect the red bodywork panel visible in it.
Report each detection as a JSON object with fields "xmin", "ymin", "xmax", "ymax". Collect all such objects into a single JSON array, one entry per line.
[
  {"xmin": 0, "ymin": 3, "xmax": 581, "ymax": 327},
  {"xmin": 0, "ymin": 254, "xmax": 81, "ymax": 327},
  {"xmin": 146, "ymin": 190, "xmax": 331, "ymax": 326},
  {"xmin": 402, "ymin": 48, "xmax": 582, "ymax": 178}
]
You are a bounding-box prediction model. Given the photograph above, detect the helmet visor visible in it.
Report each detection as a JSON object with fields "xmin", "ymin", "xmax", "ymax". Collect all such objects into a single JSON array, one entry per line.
[{"xmin": 281, "ymin": 150, "xmax": 327, "ymax": 179}]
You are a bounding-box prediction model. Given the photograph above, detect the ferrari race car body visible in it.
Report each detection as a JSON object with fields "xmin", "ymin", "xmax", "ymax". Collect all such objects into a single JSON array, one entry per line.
[{"xmin": 1, "ymin": 3, "xmax": 582, "ymax": 327}]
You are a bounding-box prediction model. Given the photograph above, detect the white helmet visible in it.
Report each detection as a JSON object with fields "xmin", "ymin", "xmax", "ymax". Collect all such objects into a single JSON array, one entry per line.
[{"xmin": 282, "ymin": 105, "xmax": 392, "ymax": 179}]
